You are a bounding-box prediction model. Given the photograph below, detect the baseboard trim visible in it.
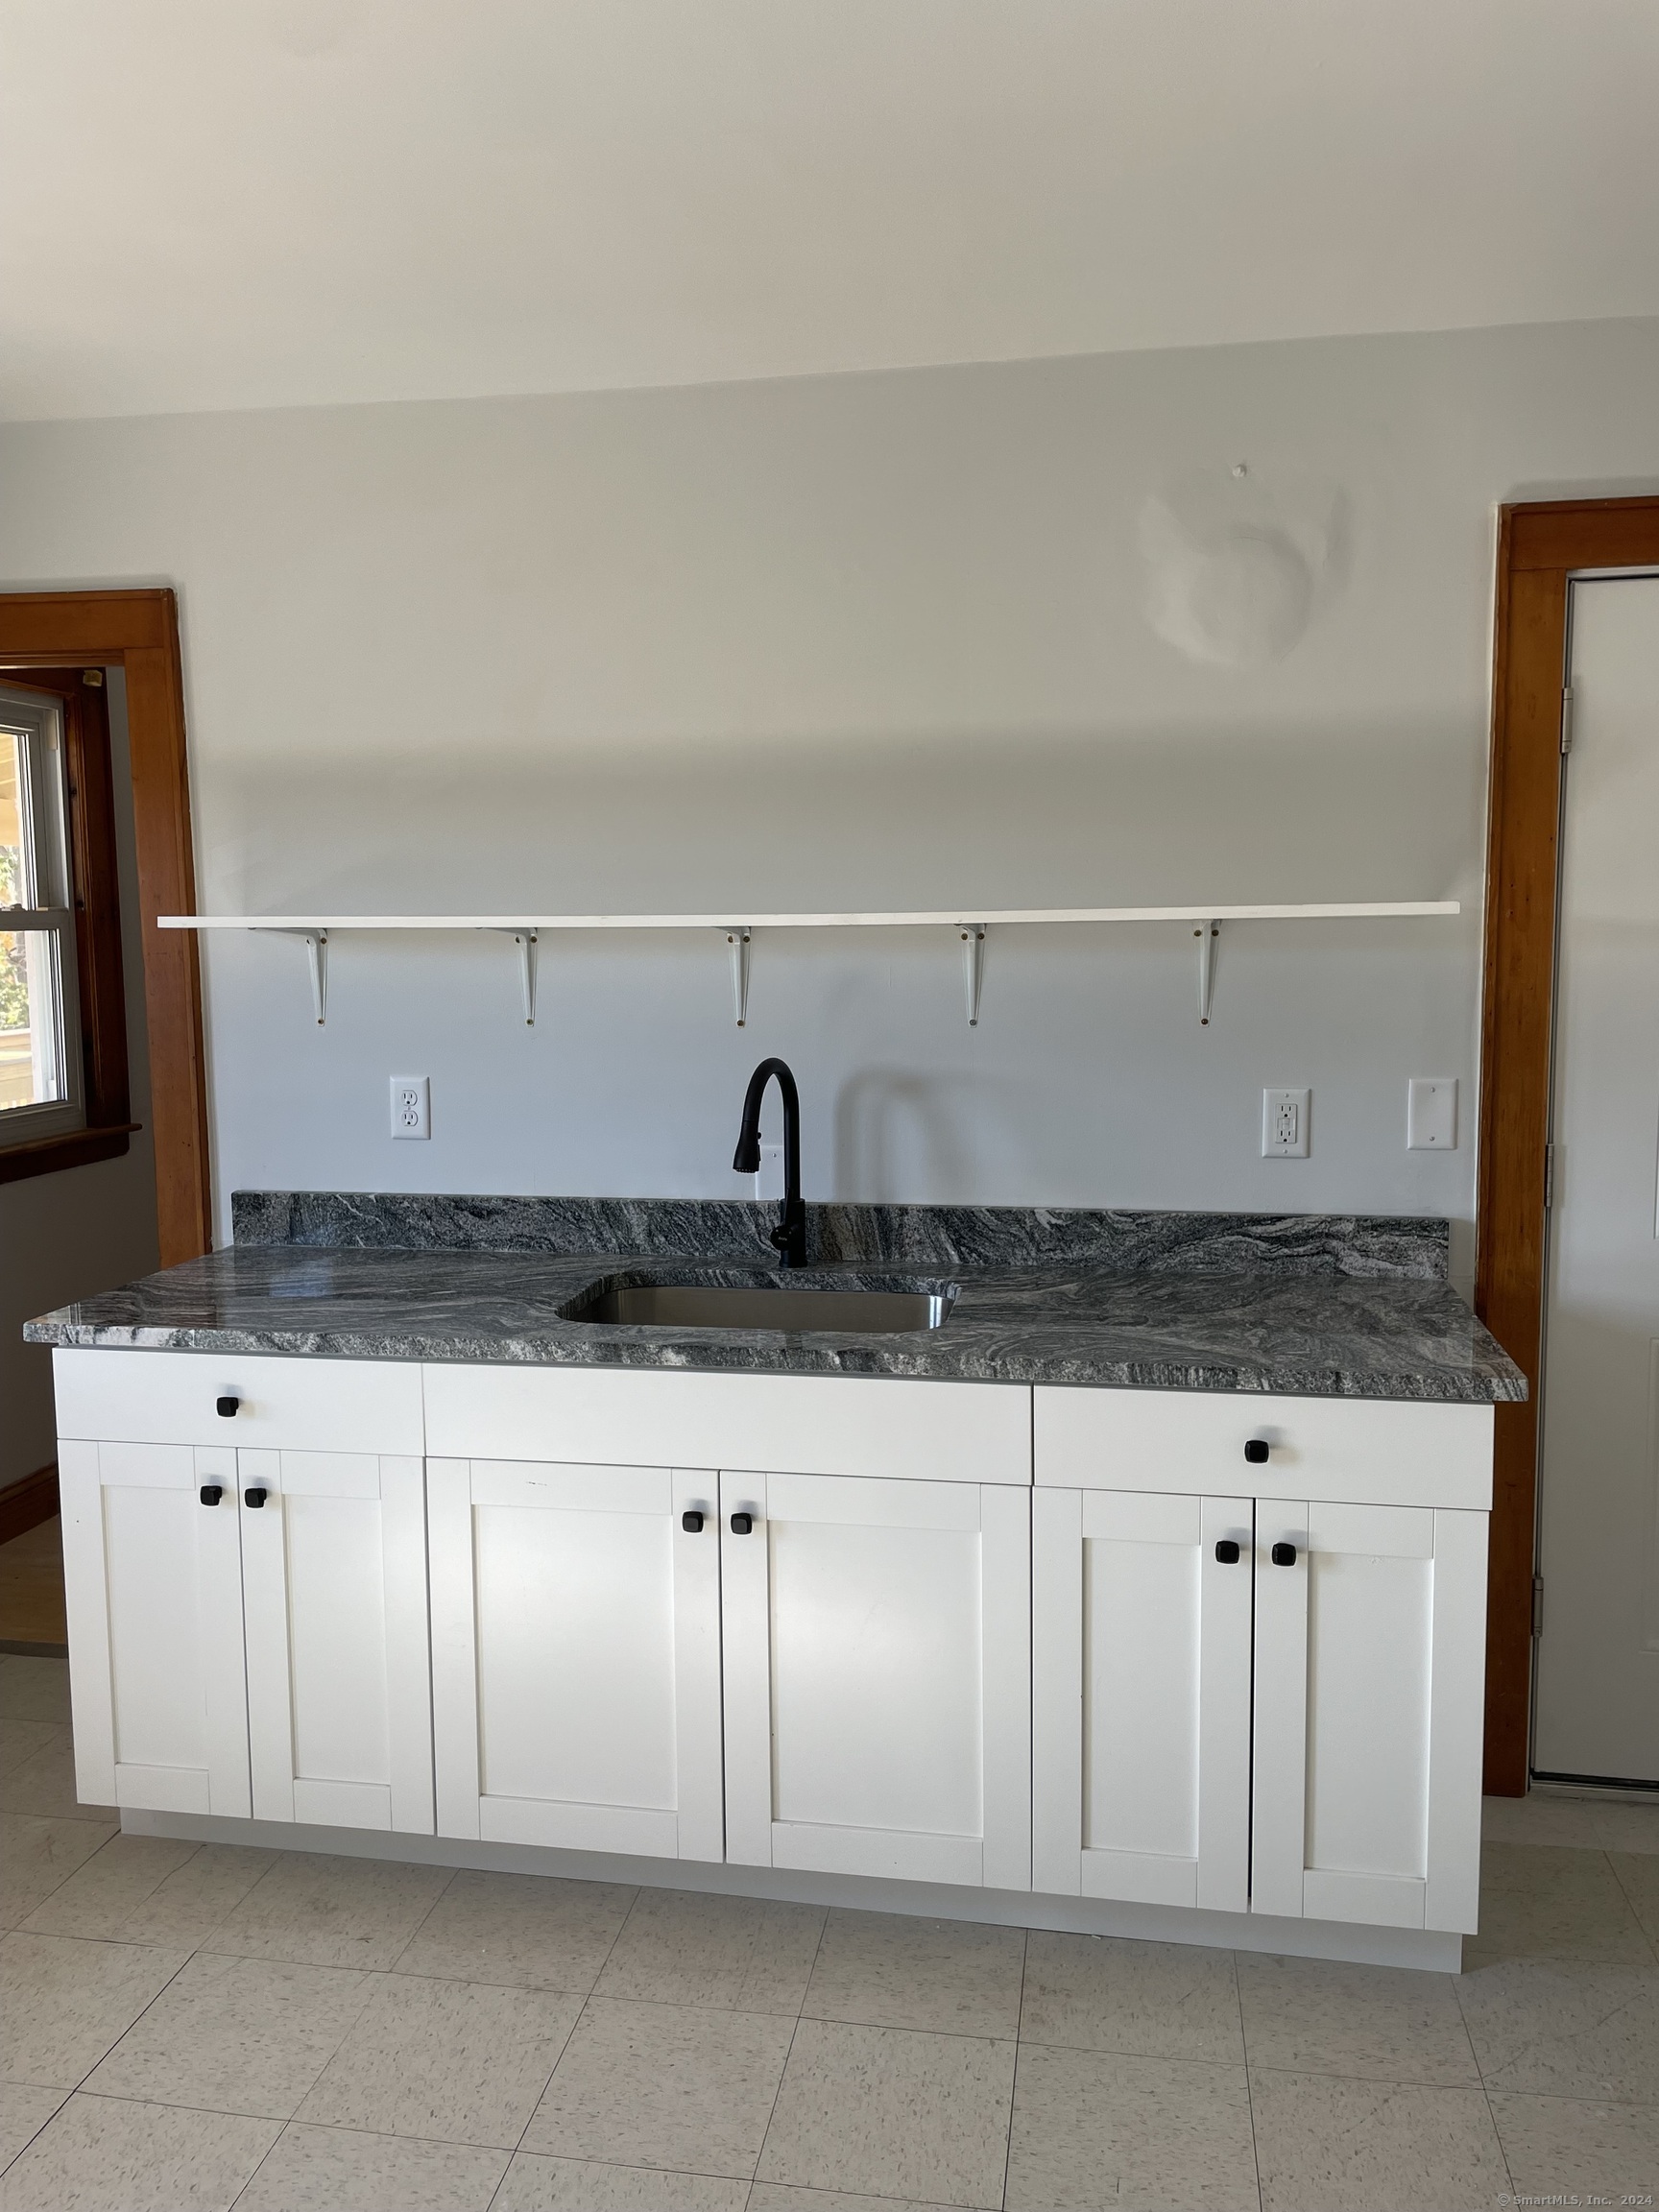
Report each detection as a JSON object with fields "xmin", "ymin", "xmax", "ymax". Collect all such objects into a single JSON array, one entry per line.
[
  {"xmin": 0, "ymin": 1463, "xmax": 58, "ymax": 1547},
  {"xmin": 122, "ymin": 1809, "xmax": 1465, "ymax": 1973}
]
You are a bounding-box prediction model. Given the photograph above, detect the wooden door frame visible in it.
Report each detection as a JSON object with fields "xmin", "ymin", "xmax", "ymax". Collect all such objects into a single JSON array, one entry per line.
[
  {"xmin": 1478, "ymin": 497, "xmax": 1659, "ymax": 1793},
  {"xmin": 0, "ymin": 589, "xmax": 209, "ymax": 1266}
]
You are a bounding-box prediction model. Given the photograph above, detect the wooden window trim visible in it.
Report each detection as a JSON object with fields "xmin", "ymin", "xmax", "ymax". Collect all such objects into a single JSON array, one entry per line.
[
  {"xmin": 0, "ymin": 1124, "xmax": 140, "ymax": 1188},
  {"xmin": 0, "ymin": 591, "xmax": 208, "ymax": 1264},
  {"xmin": 1478, "ymin": 496, "xmax": 1659, "ymax": 1794},
  {"xmin": 1, "ymin": 668, "xmax": 133, "ymax": 1180}
]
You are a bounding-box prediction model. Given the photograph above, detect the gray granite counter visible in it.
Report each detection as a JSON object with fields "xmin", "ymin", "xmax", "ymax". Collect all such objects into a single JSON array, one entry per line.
[{"xmin": 25, "ymin": 1195, "xmax": 1525, "ymax": 1403}]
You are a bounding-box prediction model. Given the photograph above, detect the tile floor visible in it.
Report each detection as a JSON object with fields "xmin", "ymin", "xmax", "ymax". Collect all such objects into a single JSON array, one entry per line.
[{"xmin": 3, "ymin": 1647, "xmax": 1659, "ymax": 2208}]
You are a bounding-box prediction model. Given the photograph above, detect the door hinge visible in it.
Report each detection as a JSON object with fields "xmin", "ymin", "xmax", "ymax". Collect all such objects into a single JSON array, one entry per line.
[
  {"xmin": 1544, "ymin": 1142, "xmax": 1555, "ymax": 1209},
  {"xmin": 1532, "ymin": 1574, "xmax": 1545, "ymax": 1637},
  {"xmin": 1560, "ymin": 685, "xmax": 1575, "ymax": 755}
]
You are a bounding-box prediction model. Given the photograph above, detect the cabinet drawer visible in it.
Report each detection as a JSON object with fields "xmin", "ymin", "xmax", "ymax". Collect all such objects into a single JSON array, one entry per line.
[
  {"xmin": 423, "ymin": 1363, "xmax": 1031, "ymax": 1485},
  {"xmin": 53, "ymin": 1349, "xmax": 423, "ymax": 1455},
  {"xmin": 1034, "ymin": 1387, "xmax": 1492, "ymax": 1511}
]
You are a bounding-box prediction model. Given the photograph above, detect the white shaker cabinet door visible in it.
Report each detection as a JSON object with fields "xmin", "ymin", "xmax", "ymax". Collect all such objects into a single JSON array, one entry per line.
[
  {"xmin": 58, "ymin": 1439, "xmax": 251, "ymax": 1817},
  {"xmin": 1252, "ymin": 1500, "xmax": 1487, "ymax": 1934},
  {"xmin": 237, "ymin": 1451, "xmax": 434, "ymax": 1833},
  {"xmin": 721, "ymin": 1470, "xmax": 1031, "ymax": 1890},
  {"xmin": 1032, "ymin": 1488, "xmax": 1253, "ymax": 1910},
  {"xmin": 427, "ymin": 1459, "xmax": 724, "ymax": 1861}
]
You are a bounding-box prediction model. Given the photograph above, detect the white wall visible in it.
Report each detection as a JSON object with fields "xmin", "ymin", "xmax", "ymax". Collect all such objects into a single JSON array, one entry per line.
[
  {"xmin": 0, "ymin": 673, "xmax": 159, "ymax": 1487},
  {"xmin": 1, "ymin": 316, "xmax": 1656, "ymax": 1264}
]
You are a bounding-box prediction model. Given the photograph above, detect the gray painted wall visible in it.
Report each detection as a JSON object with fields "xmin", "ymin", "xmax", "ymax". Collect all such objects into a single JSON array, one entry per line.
[{"xmin": 1, "ymin": 317, "xmax": 1655, "ymax": 1283}]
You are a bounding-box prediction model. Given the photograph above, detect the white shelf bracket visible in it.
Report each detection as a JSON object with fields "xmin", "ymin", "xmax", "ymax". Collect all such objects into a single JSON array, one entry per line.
[
  {"xmin": 959, "ymin": 924, "xmax": 986, "ymax": 1026},
  {"xmin": 491, "ymin": 928, "xmax": 538, "ymax": 1024},
  {"xmin": 270, "ymin": 927, "xmax": 327, "ymax": 1024},
  {"xmin": 1195, "ymin": 919, "xmax": 1219, "ymax": 1025},
  {"xmin": 726, "ymin": 928, "xmax": 752, "ymax": 1027}
]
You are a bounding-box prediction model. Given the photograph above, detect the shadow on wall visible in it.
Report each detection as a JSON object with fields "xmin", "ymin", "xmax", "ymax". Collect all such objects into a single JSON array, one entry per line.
[
  {"xmin": 834, "ymin": 1068, "xmax": 1018, "ymax": 1200},
  {"xmin": 201, "ymin": 715, "xmax": 1482, "ymax": 920}
]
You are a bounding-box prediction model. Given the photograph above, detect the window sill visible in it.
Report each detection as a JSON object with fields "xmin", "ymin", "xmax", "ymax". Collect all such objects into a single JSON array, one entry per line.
[{"xmin": 0, "ymin": 1122, "xmax": 138, "ymax": 1187}]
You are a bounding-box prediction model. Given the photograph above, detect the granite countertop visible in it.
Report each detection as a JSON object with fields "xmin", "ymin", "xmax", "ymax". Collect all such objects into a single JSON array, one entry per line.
[{"xmin": 24, "ymin": 1194, "xmax": 1527, "ymax": 1404}]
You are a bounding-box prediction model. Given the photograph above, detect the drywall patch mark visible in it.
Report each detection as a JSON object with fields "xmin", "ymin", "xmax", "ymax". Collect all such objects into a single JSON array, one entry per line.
[{"xmin": 1140, "ymin": 470, "xmax": 1348, "ymax": 668}]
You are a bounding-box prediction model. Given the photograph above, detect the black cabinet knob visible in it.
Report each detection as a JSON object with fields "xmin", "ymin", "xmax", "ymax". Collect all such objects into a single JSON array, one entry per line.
[
  {"xmin": 1244, "ymin": 1439, "xmax": 1269, "ymax": 1464},
  {"xmin": 1271, "ymin": 1541, "xmax": 1298, "ymax": 1566},
  {"xmin": 199, "ymin": 1483, "xmax": 223, "ymax": 1506},
  {"xmin": 244, "ymin": 1486, "xmax": 269, "ymax": 1509},
  {"xmin": 730, "ymin": 1511, "xmax": 754, "ymax": 1535},
  {"xmin": 1214, "ymin": 1539, "xmax": 1240, "ymax": 1564},
  {"xmin": 681, "ymin": 1510, "xmax": 705, "ymax": 1532},
  {"xmin": 216, "ymin": 1394, "xmax": 240, "ymax": 1418}
]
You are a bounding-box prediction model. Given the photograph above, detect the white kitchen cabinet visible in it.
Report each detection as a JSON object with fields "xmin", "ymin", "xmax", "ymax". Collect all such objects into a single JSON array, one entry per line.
[
  {"xmin": 427, "ymin": 1458, "xmax": 724, "ymax": 1860},
  {"xmin": 59, "ymin": 1438, "xmax": 252, "ymax": 1817},
  {"xmin": 237, "ymin": 1450, "xmax": 434, "ymax": 1833},
  {"xmin": 1253, "ymin": 1498, "xmax": 1486, "ymax": 1934},
  {"xmin": 54, "ymin": 1347, "xmax": 424, "ymax": 1455},
  {"xmin": 719, "ymin": 1469, "xmax": 1031, "ymax": 1888},
  {"xmin": 422, "ymin": 1362, "xmax": 1031, "ymax": 1485},
  {"xmin": 1031, "ymin": 1487, "xmax": 1253, "ymax": 1910},
  {"xmin": 1032, "ymin": 1487, "xmax": 1487, "ymax": 1933},
  {"xmin": 1034, "ymin": 1385, "xmax": 1493, "ymax": 1511},
  {"xmin": 54, "ymin": 1345, "xmax": 1494, "ymax": 1952}
]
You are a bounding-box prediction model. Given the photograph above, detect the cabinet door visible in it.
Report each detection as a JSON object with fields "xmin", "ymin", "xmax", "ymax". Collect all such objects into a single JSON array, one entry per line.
[
  {"xmin": 58, "ymin": 1439, "xmax": 251, "ymax": 1817},
  {"xmin": 1032, "ymin": 1488, "xmax": 1252, "ymax": 1909},
  {"xmin": 238, "ymin": 1451, "xmax": 434, "ymax": 1833},
  {"xmin": 428, "ymin": 1459, "xmax": 723, "ymax": 1860},
  {"xmin": 721, "ymin": 1470, "xmax": 1030, "ymax": 1889},
  {"xmin": 1253, "ymin": 1500, "xmax": 1487, "ymax": 1933}
]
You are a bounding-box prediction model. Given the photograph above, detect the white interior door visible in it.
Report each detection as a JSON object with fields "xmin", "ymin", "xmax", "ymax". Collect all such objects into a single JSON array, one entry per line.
[
  {"xmin": 1032, "ymin": 1488, "xmax": 1252, "ymax": 1910},
  {"xmin": 239, "ymin": 1450, "xmax": 433, "ymax": 1833},
  {"xmin": 720, "ymin": 1469, "xmax": 1030, "ymax": 1889},
  {"xmin": 57, "ymin": 1438, "xmax": 251, "ymax": 1816},
  {"xmin": 1535, "ymin": 574, "xmax": 1659, "ymax": 1784},
  {"xmin": 427, "ymin": 1458, "xmax": 723, "ymax": 1859},
  {"xmin": 1253, "ymin": 1499, "xmax": 1485, "ymax": 1934}
]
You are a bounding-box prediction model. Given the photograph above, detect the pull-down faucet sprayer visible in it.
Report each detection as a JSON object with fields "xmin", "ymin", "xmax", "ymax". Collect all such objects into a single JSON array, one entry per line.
[{"xmin": 733, "ymin": 1057, "xmax": 806, "ymax": 1268}]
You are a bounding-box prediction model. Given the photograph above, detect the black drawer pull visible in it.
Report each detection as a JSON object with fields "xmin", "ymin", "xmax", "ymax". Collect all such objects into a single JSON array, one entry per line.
[
  {"xmin": 216, "ymin": 1394, "xmax": 240, "ymax": 1418},
  {"xmin": 730, "ymin": 1511, "xmax": 754, "ymax": 1535},
  {"xmin": 1214, "ymin": 1539, "xmax": 1240, "ymax": 1564},
  {"xmin": 1271, "ymin": 1541, "xmax": 1298, "ymax": 1566},
  {"xmin": 1244, "ymin": 1439, "xmax": 1269, "ymax": 1464},
  {"xmin": 199, "ymin": 1483, "xmax": 223, "ymax": 1506},
  {"xmin": 681, "ymin": 1510, "xmax": 704, "ymax": 1532},
  {"xmin": 244, "ymin": 1486, "xmax": 269, "ymax": 1509}
]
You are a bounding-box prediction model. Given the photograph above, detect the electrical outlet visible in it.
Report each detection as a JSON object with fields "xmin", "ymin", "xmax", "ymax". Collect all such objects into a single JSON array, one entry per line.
[
  {"xmin": 1262, "ymin": 1087, "xmax": 1310, "ymax": 1158},
  {"xmin": 391, "ymin": 1075, "xmax": 430, "ymax": 1141},
  {"xmin": 1407, "ymin": 1077, "xmax": 1457, "ymax": 1150}
]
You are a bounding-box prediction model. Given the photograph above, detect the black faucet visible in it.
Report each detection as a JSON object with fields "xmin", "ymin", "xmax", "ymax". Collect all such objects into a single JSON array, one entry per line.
[{"xmin": 733, "ymin": 1057, "xmax": 806, "ymax": 1267}]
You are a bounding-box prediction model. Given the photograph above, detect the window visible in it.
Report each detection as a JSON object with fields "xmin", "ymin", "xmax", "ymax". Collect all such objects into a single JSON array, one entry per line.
[
  {"xmin": 0, "ymin": 687, "xmax": 82, "ymax": 1137},
  {"xmin": 0, "ymin": 671, "xmax": 133, "ymax": 1179}
]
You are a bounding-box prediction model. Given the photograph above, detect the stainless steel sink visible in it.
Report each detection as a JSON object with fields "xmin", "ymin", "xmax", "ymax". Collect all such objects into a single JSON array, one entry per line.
[{"xmin": 563, "ymin": 1281, "xmax": 953, "ymax": 1334}]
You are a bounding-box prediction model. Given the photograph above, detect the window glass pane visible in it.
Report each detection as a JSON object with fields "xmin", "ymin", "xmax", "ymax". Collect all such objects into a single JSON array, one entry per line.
[
  {"xmin": 0, "ymin": 928, "xmax": 68, "ymax": 1112},
  {"xmin": 0, "ymin": 727, "xmax": 32, "ymax": 908}
]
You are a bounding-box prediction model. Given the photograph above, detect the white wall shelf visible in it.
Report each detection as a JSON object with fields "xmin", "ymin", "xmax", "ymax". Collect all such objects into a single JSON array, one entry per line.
[{"xmin": 158, "ymin": 902, "xmax": 1460, "ymax": 1029}]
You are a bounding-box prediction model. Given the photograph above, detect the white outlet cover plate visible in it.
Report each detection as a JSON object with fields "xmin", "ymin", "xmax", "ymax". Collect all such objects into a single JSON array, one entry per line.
[
  {"xmin": 1262, "ymin": 1087, "xmax": 1310, "ymax": 1158},
  {"xmin": 1407, "ymin": 1076, "xmax": 1457, "ymax": 1150},
  {"xmin": 391, "ymin": 1074, "xmax": 430, "ymax": 1141}
]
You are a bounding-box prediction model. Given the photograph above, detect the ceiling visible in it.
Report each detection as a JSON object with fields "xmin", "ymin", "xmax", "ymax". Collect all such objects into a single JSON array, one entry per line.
[{"xmin": 3, "ymin": 0, "xmax": 1657, "ymax": 422}]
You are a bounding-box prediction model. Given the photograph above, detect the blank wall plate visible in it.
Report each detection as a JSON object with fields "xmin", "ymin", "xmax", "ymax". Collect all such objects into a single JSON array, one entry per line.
[
  {"xmin": 1262, "ymin": 1088, "xmax": 1310, "ymax": 1158},
  {"xmin": 1407, "ymin": 1077, "xmax": 1457, "ymax": 1150},
  {"xmin": 391, "ymin": 1075, "xmax": 430, "ymax": 1140}
]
